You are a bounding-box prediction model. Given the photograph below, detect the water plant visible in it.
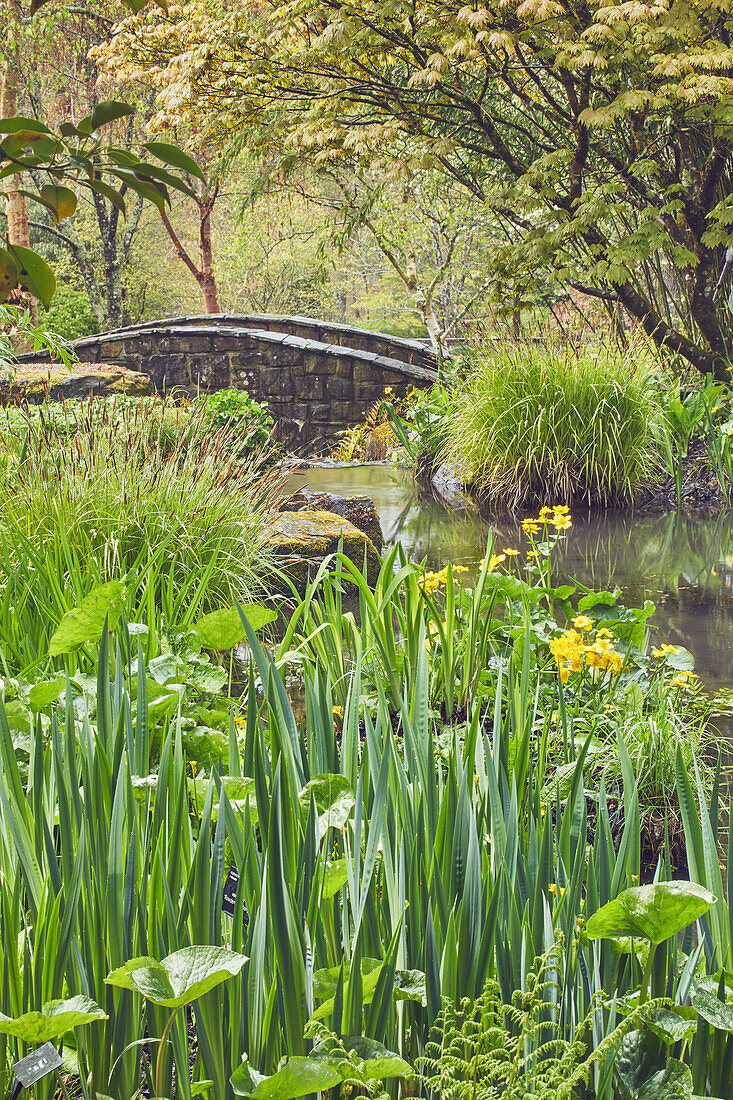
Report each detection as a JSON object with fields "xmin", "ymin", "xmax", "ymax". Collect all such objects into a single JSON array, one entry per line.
[{"xmin": 443, "ymin": 340, "xmax": 663, "ymax": 507}]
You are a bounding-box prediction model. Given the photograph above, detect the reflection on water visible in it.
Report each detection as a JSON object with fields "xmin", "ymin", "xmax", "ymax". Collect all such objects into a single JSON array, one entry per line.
[{"xmin": 287, "ymin": 464, "xmax": 733, "ymax": 691}]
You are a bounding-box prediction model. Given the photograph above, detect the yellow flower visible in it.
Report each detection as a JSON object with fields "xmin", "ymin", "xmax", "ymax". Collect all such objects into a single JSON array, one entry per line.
[
  {"xmin": 234, "ymin": 715, "xmax": 246, "ymax": 727},
  {"xmin": 553, "ymin": 504, "xmax": 570, "ymax": 514},
  {"xmin": 503, "ymin": 548, "xmax": 520, "ymax": 556},
  {"xmin": 551, "ymin": 514, "xmax": 572, "ymax": 531},
  {"xmin": 487, "ymin": 552, "xmax": 507, "ymax": 571},
  {"xmin": 522, "ymin": 519, "xmax": 541, "ymax": 535},
  {"xmin": 670, "ymin": 671, "xmax": 699, "ymax": 690},
  {"xmin": 548, "ymin": 883, "xmax": 566, "ymax": 899},
  {"xmin": 651, "ymin": 643, "xmax": 680, "ymax": 658},
  {"xmin": 572, "ymin": 615, "xmax": 594, "ymax": 631},
  {"xmin": 538, "ymin": 506, "xmax": 553, "ymax": 519},
  {"xmin": 333, "ymin": 705, "xmax": 343, "ymax": 719}
]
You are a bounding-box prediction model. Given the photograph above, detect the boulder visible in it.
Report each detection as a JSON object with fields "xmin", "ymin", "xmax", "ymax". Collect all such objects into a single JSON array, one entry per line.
[
  {"xmin": 280, "ymin": 490, "xmax": 384, "ymax": 549},
  {"xmin": 265, "ymin": 509, "xmax": 381, "ymax": 590},
  {"xmin": 1, "ymin": 362, "xmax": 152, "ymax": 404}
]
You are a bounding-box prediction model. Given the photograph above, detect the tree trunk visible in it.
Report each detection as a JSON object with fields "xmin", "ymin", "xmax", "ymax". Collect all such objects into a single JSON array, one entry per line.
[
  {"xmin": 199, "ymin": 202, "xmax": 220, "ymax": 314},
  {"xmin": 1, "ymin": 0, "xmax": 36, "ymax": 323}
]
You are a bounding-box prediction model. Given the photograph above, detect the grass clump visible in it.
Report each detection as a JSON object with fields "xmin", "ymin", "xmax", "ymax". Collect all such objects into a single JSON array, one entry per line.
[
  {"xmin": 445, "ymin": 340, "xmax": 663, "ymax": 508},
  {"xmin": 1, "ymin": 397, "xmax": 283, "ymax": 611}
]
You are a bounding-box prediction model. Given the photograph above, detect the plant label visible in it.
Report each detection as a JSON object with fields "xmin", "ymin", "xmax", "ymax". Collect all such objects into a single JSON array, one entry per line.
[
  {"xmin": 221, "ymin": 866, "xmax": 249, "ymax": 926},
  {"xmin": 13, "ymin": 1043, "xmax": 62, "ymax": 1087},
  {"xmin": 222, "ymin": 866, "xmax": 239, "ymax": 916}
]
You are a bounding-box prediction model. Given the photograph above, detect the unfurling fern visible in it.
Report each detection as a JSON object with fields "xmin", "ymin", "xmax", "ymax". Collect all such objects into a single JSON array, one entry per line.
[{"xmin": 421, "ymin": 940, "xmax": 664, "ymax": 1100}]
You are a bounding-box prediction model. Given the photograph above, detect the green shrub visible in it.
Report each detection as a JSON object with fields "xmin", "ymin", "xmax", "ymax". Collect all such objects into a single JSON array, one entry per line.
[
  {"xmin": 445, "ymin": 340, "xmax": 664, "ymax": 507},
  {"xmin": 202, "ymin": 388, "xmax": 275, "ymax": 457},
  {"xmin": 0, "ymin": 398, "xmax": 282, "ymax": 612},
  {"xmin": 39, "ymin": 283, "xmax": 99, "ymax": 342}
]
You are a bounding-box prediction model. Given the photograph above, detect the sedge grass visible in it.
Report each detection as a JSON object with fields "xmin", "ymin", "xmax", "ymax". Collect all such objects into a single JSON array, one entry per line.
[
  {"xmin": 445, "ymin": 339, "xmax": 664, "ymax": 508},
  {"xmin": 0, "ymin": 397, "xmax": 283, "ymax": 615}
]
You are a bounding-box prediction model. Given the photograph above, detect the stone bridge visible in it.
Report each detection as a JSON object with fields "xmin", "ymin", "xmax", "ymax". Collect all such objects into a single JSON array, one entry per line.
[{"xmin": 17, "ymin": 314, "xmax": 439, "ymax": 451}]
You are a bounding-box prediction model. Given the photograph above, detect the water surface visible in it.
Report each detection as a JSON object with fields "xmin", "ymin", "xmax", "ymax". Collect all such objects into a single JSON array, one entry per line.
[{"xmin": 287, "ymin": 464, "xmax": 733, "ymax": 691}]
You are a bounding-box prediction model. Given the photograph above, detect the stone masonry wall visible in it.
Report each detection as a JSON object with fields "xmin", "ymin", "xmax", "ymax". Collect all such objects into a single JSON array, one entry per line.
[{"xmin": 17, "ymin": 319, "xmax": 439, "ymax": 452}]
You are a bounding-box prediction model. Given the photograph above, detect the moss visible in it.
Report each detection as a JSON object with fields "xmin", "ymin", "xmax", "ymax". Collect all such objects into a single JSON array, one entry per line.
[
  {"xmin": 1, "ymin": 365, "xmax": 152, "ymax": 405},
  {"xmin": 265, "ymin": 509, "xmax": 381, "ymax": 590}
]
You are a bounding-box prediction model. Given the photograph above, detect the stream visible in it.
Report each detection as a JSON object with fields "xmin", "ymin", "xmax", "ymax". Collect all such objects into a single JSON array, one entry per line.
[{"xmin": 287, "ymin": 463, "xmax": 733, "ymax": 694}]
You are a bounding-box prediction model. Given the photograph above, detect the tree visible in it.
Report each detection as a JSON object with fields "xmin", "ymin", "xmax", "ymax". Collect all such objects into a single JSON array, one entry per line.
[
  {"xmin": 92, "ymin": 5, "xmax": 224, "ymax": 313},
  {"xmin": 0, "ymin": 0, "xmax": 193, "ymax": 314},
  {"xmin": 290, "ymin": 165, "xmax": 499, "ymax": 349},
  {"xmin": 102, "ymin": 0, "xmax": 733, "ymax": 377}
]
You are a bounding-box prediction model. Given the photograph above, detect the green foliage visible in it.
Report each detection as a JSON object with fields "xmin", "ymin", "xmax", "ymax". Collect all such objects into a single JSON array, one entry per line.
[
  {"xmin": 203, "ymin": 389, "xmax": 276, "ymax": 458},
  {"xmin": 0, "ymin": 396, "xmax": 282, "ymax": 620},
  {"xmin": 421, "ymin": 944, "xmax": 658, "ymax": 1100},
  {"xmin": 445, "ymin": 341, "xmax": 664, "ymax": 507},
  {"xmin": 0, "ymin": 305, "xmax": 75, "ymax": 380},
  {"xmin": 39, "ymin": 283, "xmax": 99, "ymax": 341}
]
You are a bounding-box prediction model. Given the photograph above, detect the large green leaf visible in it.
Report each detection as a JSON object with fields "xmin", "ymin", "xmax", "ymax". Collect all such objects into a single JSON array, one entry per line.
[
  {"xmin": 647, "ymin": 1008, "xmax": 698, "ymax": 1045},
  {"xmin": 0, "ymin": 117, "xmax": 52, "ymax": 135},
  {"xmin": 0, "ymin": 247, "xmax": 18, "ymax": 301},
  {"xmin": 49, "ymin": 581, "xmax": 125, "ymax": 656},
  {"xmin": 39, "ymin": 184, "xmax": 77, "ymax": 223},
  {"xmin": 585, "ymin": 882, "xmax": 714, "ymax": 945},
  {"xmin": 0, "ymin": 997, "xmax": 107, "ymax": 1043},
  {"xmin": 10, "ymin": 244, "xmax": 56, "ymax": 307},
  {"xmin": 28, "ymin": 675, "xmax": 65, "ymax": 711},
  {"xmin": 230, "ymin": 1058, "xmax": 267, "ymax": 1097},
  {"xmin": 87, "ymin": 100, "xmax": 136, "ymax": 132},
  {"xmin": 615, "ymin": 1031, "xmax": 693, "ymax": 1099},
  {"xmin": 299, "ymin": 774, "xmax": 355, "ymax": 837},
  {"xmin": 143, "ymin": 141, "xmax": 206, "ymax": 181},
  {"xmin": 692, "ymin": 986, "xmax": 733, "ymax": 1032},
  {"xmin": 105, "ymin": 946, "xmax": 248, "ymax": 1008},
  {"xmin": 338, "ymin": 1037, "xmax": 412, "ymax": 1081},
  {"xmin": 233, "ymin": 1057, "xmax": 341, "ymax": 1099},
  {"xmin": 194, "ymin": 604, "xmax": 277, "ymax": 651}
]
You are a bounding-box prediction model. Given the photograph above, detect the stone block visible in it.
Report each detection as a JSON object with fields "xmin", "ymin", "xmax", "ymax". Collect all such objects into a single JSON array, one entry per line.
[
  {"xmin": 326, "ymin": 375, "xmax": 354, "ymax": 400},
  {"xmin": 378, "ymin": 369, "xmax": 410, "ymax": 385},
  {"xmin": 98, "ymin": 340, "xmax": 127, "ymax": 358},
  {"xmin": 330, "ymin": 400, "xmax": 354, "ymax": 423},
  {"xmin": 212, "ymin": 336, "xmax": 241, "ymax": 352},
  {"xmin": 296, "ymin": 374, "xmax": 325, "ymax": 399},
  {"xmin": 354, "ymin": 381, "xmax": 386, "ymax": 403},
  {"xmin": 308, "ymin": 402, "xmax": 331, "ymax": 421},
  {"xmin": 261, "ymin": 367, "xmax": 296, "ymax": 397},
  {"xmin": 234, "ymin": 369, "xmax": 261, "ymax": 393},
  {"xmin": 332, "ymin": 356, "xmax": 355, "ymax": 379}
]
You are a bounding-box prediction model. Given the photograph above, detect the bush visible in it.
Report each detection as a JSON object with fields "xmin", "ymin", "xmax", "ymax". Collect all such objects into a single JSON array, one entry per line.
[
  {"xmin": 0, "ymin": 398, "xmax": 282, "ymax": 611},
  {"xmin": 40, "ymin": 283, "xmax": 99, "ymax": 342},
  {"xmin": 202, "ymin": 388, "xmax": 275, "ymax": 457},
  {"xmin": 445, "ymin": 340, "xmax": 664, "ymax": 507}
]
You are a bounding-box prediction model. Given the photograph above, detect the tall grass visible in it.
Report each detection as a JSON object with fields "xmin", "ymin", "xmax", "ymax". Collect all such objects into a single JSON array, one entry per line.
[
  {"xmin": 0, "ymin": 398, "xmax": 283, "ymax": 616},
  {"xmin": 445, "ymin": 340, "xmax": 664, "ymax": 507}
]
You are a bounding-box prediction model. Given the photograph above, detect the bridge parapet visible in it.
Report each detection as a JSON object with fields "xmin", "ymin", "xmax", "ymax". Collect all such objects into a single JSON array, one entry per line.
[{"xmin": 16, "ymin": 315, "xmax": 439, "ymax": 452}]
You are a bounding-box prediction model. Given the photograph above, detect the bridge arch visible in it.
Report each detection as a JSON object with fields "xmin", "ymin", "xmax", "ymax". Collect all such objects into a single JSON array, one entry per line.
[{"xmin": 17, "ymin": 313, "xmax": 439, "ymax": 451}]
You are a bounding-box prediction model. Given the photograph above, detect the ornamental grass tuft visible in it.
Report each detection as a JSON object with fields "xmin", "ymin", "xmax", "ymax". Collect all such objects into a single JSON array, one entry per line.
[
  {"xmin": 0, "ymin": 397, "xmax": 283, "ymax": 612},
  {"xmin": 445, "ymin": 339, "xmax": 664, "ymax": 508}
]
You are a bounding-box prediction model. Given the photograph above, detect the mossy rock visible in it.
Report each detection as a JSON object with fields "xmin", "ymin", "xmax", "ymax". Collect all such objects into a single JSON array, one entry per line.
[
  {"xmin": 265, "ymin": 510, "xmax": 381, "ymax": 590},
  {"xmin": 1, "ymin": 362, "xmax": 152, "ymax": 404}
]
